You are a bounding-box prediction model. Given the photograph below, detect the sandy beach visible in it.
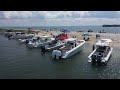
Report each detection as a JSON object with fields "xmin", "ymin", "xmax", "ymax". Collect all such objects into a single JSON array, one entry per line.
[{"xmin": 35, "ymin": 30, "xmax": 120, "ymax": 47}]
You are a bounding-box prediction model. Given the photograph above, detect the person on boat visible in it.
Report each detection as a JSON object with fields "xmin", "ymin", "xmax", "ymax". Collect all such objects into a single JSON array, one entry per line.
[
  {"xmin": 25, "ymin": 40, "xmax": 29, "ymax": 44},
  {"xmin": 45, "ymin": 38, "xmax": 47, "ymax": 42},
  {"xmin": 37, "ymin": 37, "xmax": 40, "ymax": 40},
  {"xmin": 75, "ymin": 43, "xmax": 77, "ymax": 47},
  {"xmin": 41, "ymin": 45, "xmax": 46, "ymax": 53},
  {"xmin": 33, "ymin": 39, "xmax": 36, "ymax": 42},
  {"xmin": 83, "ymin": 37, "xmax": 85, "ymax": 40}
]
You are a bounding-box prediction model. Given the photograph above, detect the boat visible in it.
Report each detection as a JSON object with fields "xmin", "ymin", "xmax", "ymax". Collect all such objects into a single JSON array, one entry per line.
[
  {"xmin": 88, "ymin": 29, "xmax": 93, "ymax": 32},
  {"xmin": 52, "ymin": 38, "xmax": 85, "ymax": 59},
  {"xmin": 18, "ymin": 35, "xmax": 41, "ymax": 44},
  {"xmin": 26, "ymin": 35, "xmax": 55, "ymax": 48},
  {"xmin": 4, "ymin": 32, "xmax": 15, "ymax": 38},
  {"xmin": 10, "ymin": 32, "xmax": 34, "ymax": 39},
  {"xmin": 88, "ymin": 39, "xmax": 113, "ymax": 64},
  {"xmin": 18, "ymin": 39, "xmax": 28, "ymax": 44},
  {"xmin": 44, "ymin": 33, "xmax": 69, "ymax": 51}
]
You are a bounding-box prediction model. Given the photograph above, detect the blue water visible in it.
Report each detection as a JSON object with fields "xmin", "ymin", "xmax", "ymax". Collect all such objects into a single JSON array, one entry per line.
[{"xmin": 1, "ymin": 26, "xmax": 120, "ymax": 33}]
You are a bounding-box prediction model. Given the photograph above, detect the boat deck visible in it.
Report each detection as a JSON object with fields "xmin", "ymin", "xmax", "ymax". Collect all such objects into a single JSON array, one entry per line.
[
  {"xmin": 59, "ymin": 41, "xmax": 82, "ymax": 54},
  {"xmin": 93, "ymin": 46, "xmax": 111, "ymax": 58}
]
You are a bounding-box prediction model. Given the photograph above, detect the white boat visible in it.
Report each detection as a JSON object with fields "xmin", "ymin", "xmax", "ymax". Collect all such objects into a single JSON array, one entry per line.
[
  {"xmin": 88, "ymin": 39, "xmax": 113, "ymax": 64},
  {"xmin": 18, "ymin": 39, "xmax": 28, "ymax": 44},
  {"xmin": 52, "ymin": 38, "xmax": 85, "ymax": 59},
  {"xmin": 10, "ymin": 33, "xmax": 34, "ymax": 39},
  {"xmin": 26, "ymin": 35, "xmax": 55, "ymax": 48},
  {"xmin": 18, "ymin": 35, "xmax": 41, "ymax": 44}
]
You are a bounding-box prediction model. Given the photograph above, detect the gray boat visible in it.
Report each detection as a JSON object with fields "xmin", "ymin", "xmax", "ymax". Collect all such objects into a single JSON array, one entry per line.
[{"xmin": 88, "ymin": 39, "xmax": 113, "ymax": 64}]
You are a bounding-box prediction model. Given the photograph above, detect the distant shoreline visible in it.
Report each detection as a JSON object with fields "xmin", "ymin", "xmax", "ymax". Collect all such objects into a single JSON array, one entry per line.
[
  {"xmin": 102, "ymin": 25, "xmax": 120, "ymax": 27},
  {"xmin": 1, "ymin": 29, "xmax": 120, "ymax": 47}
]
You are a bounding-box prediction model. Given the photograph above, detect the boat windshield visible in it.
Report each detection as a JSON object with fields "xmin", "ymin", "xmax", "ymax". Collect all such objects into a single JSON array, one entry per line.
[{"xmin": 96, "ymin": 46, "xmax": 106, "ymax": 52}]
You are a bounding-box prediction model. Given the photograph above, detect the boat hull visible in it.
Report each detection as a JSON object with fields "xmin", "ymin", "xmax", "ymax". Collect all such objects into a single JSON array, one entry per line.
[{"xmin": 62, "ymin": 43, "xmax": 84, "ymax": 59}]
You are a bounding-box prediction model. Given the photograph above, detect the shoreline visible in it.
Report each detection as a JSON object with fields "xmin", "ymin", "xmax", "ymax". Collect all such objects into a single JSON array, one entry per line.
[
  {"xmin": 0, "ymin": 29, "xmax": 120, "ymax": 47},
  {"xmin": 38, "ymin": 31, "xmax": 120, "ymax": 47},
  {"xmin": 37, "ymin": 31, "xmax": 120, "ymax": 47}
]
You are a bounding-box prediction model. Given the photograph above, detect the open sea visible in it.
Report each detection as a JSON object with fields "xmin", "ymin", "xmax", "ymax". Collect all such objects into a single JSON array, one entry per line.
[{"xmin": 0, "ymin": 26, "xmax": 120, "ymax": 79}]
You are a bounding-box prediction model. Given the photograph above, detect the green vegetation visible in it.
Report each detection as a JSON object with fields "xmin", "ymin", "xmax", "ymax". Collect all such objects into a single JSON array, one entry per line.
[{"xmin": 0, "ymin": 28, "xmax": 40, "ymax": 34}]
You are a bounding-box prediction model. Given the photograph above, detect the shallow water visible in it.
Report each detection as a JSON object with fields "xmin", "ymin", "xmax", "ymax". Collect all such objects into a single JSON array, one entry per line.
[{"xmin": 0, "ymin": 35, "xmax": 120, "ymax": 79}]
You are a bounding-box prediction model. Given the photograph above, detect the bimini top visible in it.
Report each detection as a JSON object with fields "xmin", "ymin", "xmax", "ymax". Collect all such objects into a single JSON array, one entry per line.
[{"xmin": 96, "ymin": 39, "xmax": 113, "ymax": 46}]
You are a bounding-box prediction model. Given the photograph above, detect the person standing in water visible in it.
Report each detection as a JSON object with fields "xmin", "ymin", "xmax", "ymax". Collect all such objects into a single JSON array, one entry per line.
[{"xmin": 92, "ymin": 44, "xmax": 95, "ymax": 51}]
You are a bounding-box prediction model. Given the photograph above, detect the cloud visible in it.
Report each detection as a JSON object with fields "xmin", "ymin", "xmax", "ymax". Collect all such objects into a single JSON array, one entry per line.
[
  {"xmin": 0, "ymin": 11, "xmax": 120, "ymax": 19},
  {"xmin": 0, "ymin": 11, "xmax": 120, "ymax": 26},
  {"xmin": 0, "ymin": 11, "xmax": 90, "ymax": 19}
]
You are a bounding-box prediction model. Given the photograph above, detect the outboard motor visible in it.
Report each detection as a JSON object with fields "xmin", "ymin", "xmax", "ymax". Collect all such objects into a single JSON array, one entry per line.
[
  {"xmin": 96, "ymin": 55, "xmax": 102, "ymax": 63},
  {"xmin": 56, "ymin": 50, "xmax": 62, "ymax": 59},
  {"xmin": 91, "ymin": 54, "xmax": 96, "ymax": 63},
  {"xmin": 52, "ymin": 50, "xmax": 62, "ymax": 59},
  {"xmin": 52, "ymin": 50, "xmax": 57, "ymax": 59}
]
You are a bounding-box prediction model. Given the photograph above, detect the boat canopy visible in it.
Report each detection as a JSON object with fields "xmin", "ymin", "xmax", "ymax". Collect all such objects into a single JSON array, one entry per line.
[
  {"xmin": 100, "ymin": 39, "xmax": 113, "ymax": 43},
  {"xmin": 96, "ymin": 39, "xmax": 113, "ymax": 46}
]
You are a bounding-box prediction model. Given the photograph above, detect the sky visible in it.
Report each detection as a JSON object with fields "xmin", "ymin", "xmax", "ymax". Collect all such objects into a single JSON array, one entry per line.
[{"xmin": 0, "ymin": 11, "xmax": 120, "ymax": 26}]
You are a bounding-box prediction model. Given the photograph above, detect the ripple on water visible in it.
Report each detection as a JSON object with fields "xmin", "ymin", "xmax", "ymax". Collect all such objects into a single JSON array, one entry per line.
[{"xmin": 0, "ymin": 35, "xmax": 120, "ymax": 79}]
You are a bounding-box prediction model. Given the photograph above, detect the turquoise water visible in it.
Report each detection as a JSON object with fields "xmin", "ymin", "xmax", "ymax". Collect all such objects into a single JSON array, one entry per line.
[
  {"xmin": 0, "ymin": 34, "xmax": 120, "ymax": 79},
  {"xmin": 1, "ymin": 26, "xmax": 120, "ymax": 33}
]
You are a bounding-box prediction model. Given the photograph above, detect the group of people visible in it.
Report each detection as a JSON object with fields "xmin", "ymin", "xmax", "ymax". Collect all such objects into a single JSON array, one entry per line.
[{"xmin": 83, "ymin": 37, "xmax": 90, "ymax": 41}]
